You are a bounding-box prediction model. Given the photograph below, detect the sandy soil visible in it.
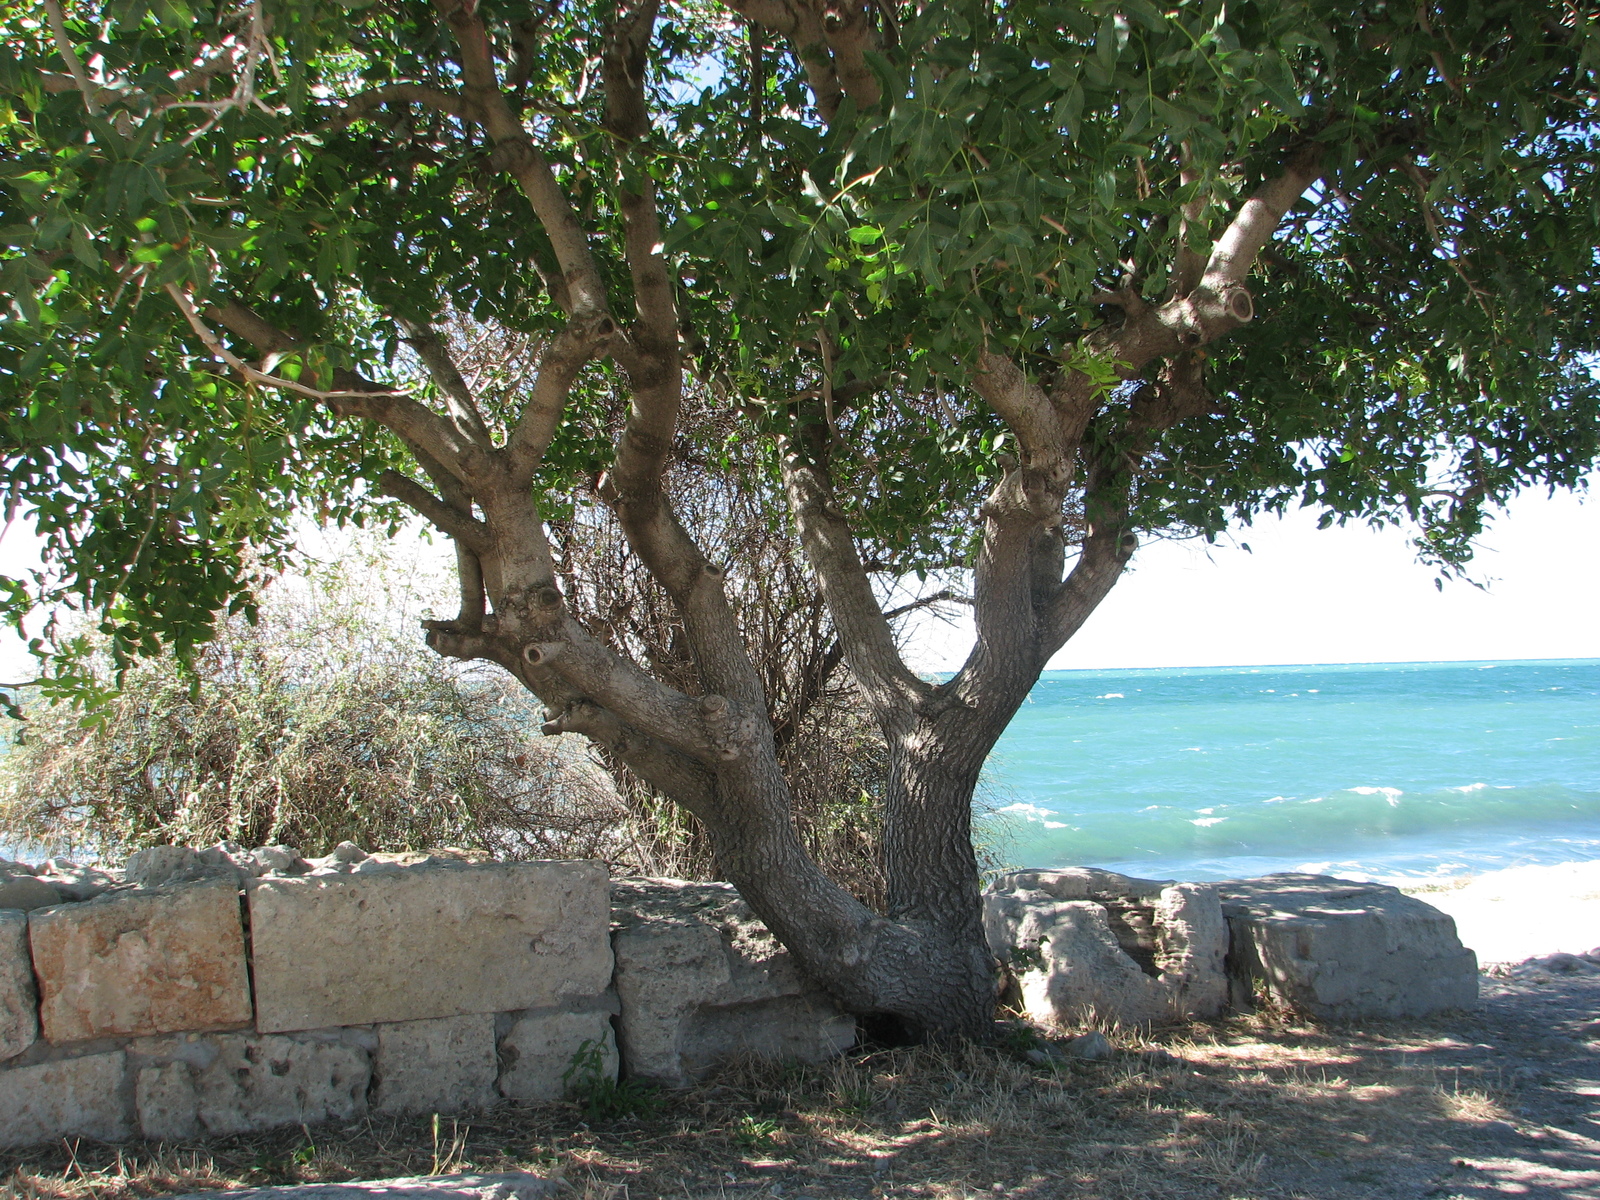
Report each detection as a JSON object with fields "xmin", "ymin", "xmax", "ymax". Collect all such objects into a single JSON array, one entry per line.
[{"xmin": 1403, "ymin": 860, "xmax": 1600, "ymax": 963}]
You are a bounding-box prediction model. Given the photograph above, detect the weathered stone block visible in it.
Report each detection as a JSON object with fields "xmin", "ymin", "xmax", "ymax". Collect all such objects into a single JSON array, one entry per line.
[
  {"xmin": 137, "ymin": 1061, "xmax": 201, "ymax": 1140},
  {"xmin": 249, "ymin": 861, "xmax": 611, "ymax": 1032},
  {"xmin": 1218, "ymin": 873, "xmax": 1478, "ymax": 1019},
  {"xmin": 374, "ymin": 1014, "xmax": 498, "ymax": 1115},
  {"xmin": 0, "ymin": 875, "xmax": 67, "ymax": 911},
  {"xmin": 191, "ymin": 1034, "xmax": 371, "ymax": 1135},
  {"xmin": 1, "ymin": 909, "xmax": 38, "ymax": 1061},
  {"xmin": 497, "ymin": 1009, "xmax": 617, "ymax": 1102},
  {"xmin": 984, "ymin": 868, "xmax": 1230, "ymax": 1028},
  {"xmin": 29, "ymin": 878, "xmax": 252, "ymax": 1043},
  {"xmin": 0, "ymin": 1051, "xmax": 130, "ymax": 1148},
  {"xmin": 610, "ymin": 879, "xmax": 855, "ymax": 1088}
]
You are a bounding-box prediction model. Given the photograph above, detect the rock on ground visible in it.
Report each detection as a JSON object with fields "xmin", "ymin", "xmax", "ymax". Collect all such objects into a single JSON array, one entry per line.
[
  {"xmin": 497, "ymin": 1008, "xmax": 618, "ymax": 1102},
  {"xmin": 372, "ymin": 1014, "xmax": 499, "ymax": 1115},
  {"xmin": 0, "ymin": 1051, "xmax": 131, "ymax": 1149},
  {"xmin": 610, "ymin": 878, "xmax": 856, "ymax": 1088},
  {"xmin": 984, "ymin": 868, "xmax": 1230, "ymax": 1028},
  {"xmin": 157, "ymin": 1175, "xmax": 557, "ymax": 1200},
  {"xmin": 1219, "ymin": 873, "xmax": 1479, "ymax": 1019}
]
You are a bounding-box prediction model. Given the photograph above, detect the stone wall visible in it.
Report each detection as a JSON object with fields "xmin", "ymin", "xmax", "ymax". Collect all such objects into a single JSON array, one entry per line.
[{"xmin": 0, "ymin": 851, "xmax": 618, "ymax": 1149}]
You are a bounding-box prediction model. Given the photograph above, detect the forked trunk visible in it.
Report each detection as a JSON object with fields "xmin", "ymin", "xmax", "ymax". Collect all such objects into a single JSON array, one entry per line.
[{"xmin": 682, "ymin": 696, "xmax": 1028, "ymax": 1042}]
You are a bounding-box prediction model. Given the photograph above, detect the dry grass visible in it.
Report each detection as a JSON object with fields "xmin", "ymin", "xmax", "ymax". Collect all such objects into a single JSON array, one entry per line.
[{"xmin": 0, "ymin": 1013, "xmax": 1527, "ymax": 1200}]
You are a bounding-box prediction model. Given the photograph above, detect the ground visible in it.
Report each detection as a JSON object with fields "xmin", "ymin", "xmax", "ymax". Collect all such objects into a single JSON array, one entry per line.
[{"xmin": 3, "ymin": 966, "xmax": 1598, "ymax": 1200}]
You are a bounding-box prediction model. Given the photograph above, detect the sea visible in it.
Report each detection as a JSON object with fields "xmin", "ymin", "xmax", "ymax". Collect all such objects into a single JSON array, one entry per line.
[{"xmin": 979, "ymin": 657, "xmax": 1600, "ymax": 885}]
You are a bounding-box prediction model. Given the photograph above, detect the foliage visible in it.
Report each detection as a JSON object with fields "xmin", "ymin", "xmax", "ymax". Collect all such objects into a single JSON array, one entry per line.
[
  {"xmin": 0, "ymin": 0, "xmax": 1593, "ymax": 689},
  {"xmin": 561, "ymin": 1037, "xmax": 664, "ymax": 1121}
]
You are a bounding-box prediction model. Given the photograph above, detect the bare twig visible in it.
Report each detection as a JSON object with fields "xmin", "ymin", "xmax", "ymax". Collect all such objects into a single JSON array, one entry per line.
[
  {"xmin": 42, "ymin": 0, "xmax": 101, "ymax": 115},
  {"xmin": 164, "ymin": 284, "xmax": 405, "ymax": 401}
]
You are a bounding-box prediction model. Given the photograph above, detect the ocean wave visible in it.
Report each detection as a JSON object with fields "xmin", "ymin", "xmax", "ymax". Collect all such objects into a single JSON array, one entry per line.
[{"xmin": 1000, "ymin": 781, "xmax": 1600, "ymax": 869}]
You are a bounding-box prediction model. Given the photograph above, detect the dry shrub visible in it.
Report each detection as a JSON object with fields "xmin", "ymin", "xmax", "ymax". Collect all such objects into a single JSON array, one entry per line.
[{"xmin": 0, "ymin": 541, "xmax": 624, "ymax": 863}]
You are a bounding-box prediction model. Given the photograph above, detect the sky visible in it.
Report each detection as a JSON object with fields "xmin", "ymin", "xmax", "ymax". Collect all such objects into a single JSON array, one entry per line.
[
  {"xmin": 898, "ymin": 480, "xmax": 1600, "ymax": 673},
  {"xmin": 2, "ymin": 479, "xmax": 1597, "ymax": 680}
]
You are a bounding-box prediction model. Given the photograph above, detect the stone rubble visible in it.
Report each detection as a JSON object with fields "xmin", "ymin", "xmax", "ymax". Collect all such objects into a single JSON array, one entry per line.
[
  {"xmin": 984, "ymin": 868, "xmax": 1230, "ymax": 1028},
  {"xmin": 0, "ymin": 839, "xmax": 1497, "ymax": 1151},
  {"xmin": 1, "ymin": 909, "xmax": 38, "ymax": 1061},
  {"xmin": 29, "ymin": 877, "xmax": 253, "ymax": 1042},
  {"xmin": 247, "ymin": 859, "xmax": 612, "ymax": 1032},
  {"xmin": 985, "ymin": 867, "xmax": 1478, "ymax": 1027},
  {"xmin": 0, "ymin": 845, "xmax": 628, "ymax": 1150}
]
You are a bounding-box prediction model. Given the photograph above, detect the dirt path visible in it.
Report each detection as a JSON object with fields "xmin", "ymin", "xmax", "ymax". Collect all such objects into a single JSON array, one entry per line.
[{"xmin": 1401, "ymin": 966, "xmax": 1600, "ymax": 1198}]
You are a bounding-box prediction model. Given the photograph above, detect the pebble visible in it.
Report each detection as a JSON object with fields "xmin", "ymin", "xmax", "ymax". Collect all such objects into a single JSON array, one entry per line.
[{"xmin": 1068, "ymin": 1031, "xmax": 1114, "ymax": 1061}]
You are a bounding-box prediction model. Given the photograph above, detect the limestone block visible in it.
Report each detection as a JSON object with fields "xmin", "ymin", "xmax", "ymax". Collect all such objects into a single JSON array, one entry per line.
[
  {"xmin": 1218, "ymin": 873, "xmax": 1479, "ymax": 1019},
  {"xmin": 37, "ymin": 859, "xmax": 119, "ymax": 901},
  {"xmin": 158, "ymin": 1173, "xmax": 557, "ymax": 1200},
  {"xmin": 984, "ymin": 868, "xmax": 1230, "ymax": 1028},
  {"xmin": 610, "ymin": 879, "xmax": 855, "ymax": 1088},
  {"xmin": 1, "ymin": 909, "xmax": 38, "ymax": 1061},
  {"xmin": 29, "ymin": 878, "xmax": 252, "ymax": 1043},
  {"xmin": 137, "ymin": 1062, "xmax": 201, "ymax": 1140},
  {"xmin": 191, "ymin": 1033, "xmax": 371, "ymax": 1135},
  {"xmin": 0, "ymin": 875, "xmax": 68, "ymax": 911},
  {"xmin": 249, "ymin": 861, "xmax": 611, "ymax": 1032},
  {"xmin": 373, "ymin": 1014, "xmax": 498, "ymax": 1115},
  {"xmin": 497, "ymin": 1009, "xmax": 617, "ymax": 1102},
  {"xmin": 0, "ymin": 1051, "xmax": 130, "ymax": 1149}
]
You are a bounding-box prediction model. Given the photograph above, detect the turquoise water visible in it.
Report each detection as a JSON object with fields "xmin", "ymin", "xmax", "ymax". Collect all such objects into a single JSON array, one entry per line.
[{"xmin": 980, "ymin": 658, "xmax": 1600, "ymax": 883}]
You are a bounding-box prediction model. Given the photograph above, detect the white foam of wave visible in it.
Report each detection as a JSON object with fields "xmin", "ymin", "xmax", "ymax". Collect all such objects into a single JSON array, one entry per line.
[
  {"xmin": 997, "ymin": 802, "xmax": 1059, "ymax": 822},
  {"xmin": 1096, "ymin": 693, "xmax": 1125, "ymax": 699},
  {"xmin": 1189, "ymin": 817, "xmax": 1226, "ymax": 827},
  {"xmin": 1348, "ymin": 786, "xmax": 1404, "ymax": 806}
]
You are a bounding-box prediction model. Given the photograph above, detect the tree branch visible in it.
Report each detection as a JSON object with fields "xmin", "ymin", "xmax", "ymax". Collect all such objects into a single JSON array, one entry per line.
[
  {"xmin": 43, "ymin": 0, "xmax": 101, "ymax": 115},
  {"xmin": 1039, "ymin": 469, "xmax": 1137, "ymax": 659},
  {"xmin": 719, "ymin": 0, "xmax": 845, "ymax": 123},
  {"xmin": 395, "ymin": 317, "xmax": 494, "ymax": 447},
  {"xmin": 603, "ymin": 0, "xmax": 679, "ymax": 358},
  {"xmin": 780, "ymin": 420, "xmax": 931, "ymax": 718},
  {"xmin": 325, "ymin": 83, "xmax": 466, "ymax": 128},
  {"xmin": 200, "ymin": 296, "xmax": 489, "ymax": 481},
  {"xmin": 504, "ymin": 319, "xmax": 614, "ymax": 484},
  {"xmin": 540, "ymin": 698, "xmax": 718, "ymax": 811},
  {"xmin": 434, "ymin": 0, "xmax": 610, "ymax": 320},
  {"xmin": 169, "ymin": 285, "xmax": 403, "ymax": 402},
  {"xmin": 819, "ymin": 0, "xmax": 881, "ymax": 112},
  {"xmin": 375, "ymin": 470, "xmax": 491, "ymax": 554},
  {"xmin": 1200, "ymin": 145, "xmax": 1324, "ymax": 293}
]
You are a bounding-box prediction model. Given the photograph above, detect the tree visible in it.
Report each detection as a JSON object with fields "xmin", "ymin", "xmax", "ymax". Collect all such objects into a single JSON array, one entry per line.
[{"xmin": 2, "ymin": 0, "xmax": 1598, "ymax": 1037}]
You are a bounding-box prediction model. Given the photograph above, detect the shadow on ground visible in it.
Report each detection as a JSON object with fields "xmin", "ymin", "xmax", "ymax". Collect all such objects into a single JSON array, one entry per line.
[{"xmin": 4, "ymin": 969, "xmax": 1599, "ymax": 1200}]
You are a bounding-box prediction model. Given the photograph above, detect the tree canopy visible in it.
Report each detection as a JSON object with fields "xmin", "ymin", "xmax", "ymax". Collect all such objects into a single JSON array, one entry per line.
[
  {"xmin": 3, "ymin": 0, "xmax": 1599, "ymax": 1033},
  {"xmin": 4, "ymin": 0, "xmax": 1596, "ymax": 685}
]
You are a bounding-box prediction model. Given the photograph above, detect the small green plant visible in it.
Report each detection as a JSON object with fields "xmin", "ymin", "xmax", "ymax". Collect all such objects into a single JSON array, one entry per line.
[
  {"xmin": 1009, "ymin": 937, "xmax": 1048, "ymax": 974},
  {"xmin": 735, "ymin": 1115, "xmax": 780, "ymax": 1148},
  {"xmin": 832, "ymin": 1085, "xmax": 874, "ymax": 1117},
  {"xmin": 562, "ymin": 1037, "xmax": 663, "ymax": 1121}
]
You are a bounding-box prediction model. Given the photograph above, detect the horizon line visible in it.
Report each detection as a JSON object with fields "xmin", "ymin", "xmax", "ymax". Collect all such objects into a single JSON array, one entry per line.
[{"xmin": 1031, "ymin": 655, "xmax": 1600, "ymax": 673}]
